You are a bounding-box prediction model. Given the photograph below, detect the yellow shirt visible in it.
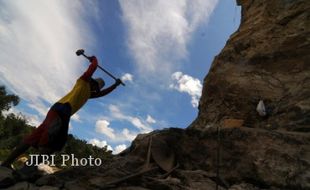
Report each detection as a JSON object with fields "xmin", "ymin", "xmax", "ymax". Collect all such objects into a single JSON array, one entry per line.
[{"xmin": 58, "ymin": 79, "xmax": 91, "ymax": 115}]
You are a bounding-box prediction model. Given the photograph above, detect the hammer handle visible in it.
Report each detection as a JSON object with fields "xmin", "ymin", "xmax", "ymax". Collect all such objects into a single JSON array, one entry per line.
[{"xmin": 82, "ymin": 54, "xmax": 125, "ymax": 86}]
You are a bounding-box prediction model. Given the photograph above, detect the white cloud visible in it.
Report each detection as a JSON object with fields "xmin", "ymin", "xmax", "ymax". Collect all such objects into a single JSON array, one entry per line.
[
  {"xmin": 121, "ymin": 73, "xmax": 133, "ymax": 82},
  {"xmin": 0, "ymin": 1, "xmax": 95, "ymax": 116},
  {"xmin": 131, "ymin": 117, "xmax": 147, "ymax": 130},
  {"xmin": 119, "ymin": 0, "xmax": 218, "ymax": 77},
  {"xmin": 146, "ymin": 115, "xmax": 156, "ymax": 124},
  {"xmin": 91, "ymin": 105, "xmax": 155, "ymax": 143},
  {"xmin": 170, "ymin": 71, "xmax": 202, "ymax": 107},
  {"xmin": 95, "ymin": 118, "xmax": 138, "ymax": 142},
  {"xmin": 26, "ymin": 114, "xmax": 41, "ymax": 127},
  {"xmin": 122, "ymin": 128, "xmax": 137, "ymax": 142},
  {"xmin": 114, "ymin": 144, "xmax": 127, "ymax": 154},
  {"xmin": 71, "ymin": 114, "xmax": 82, "ymax": 123},
  {"xmin": 109, "ymin": 105, "xmax": 126, "ymax": 120},
  {"xmin": 95, "ymin": 120, "xmax": 116, "ymax": 139},
  {"xmin": 28, "ymin": 102, "xmax": 49, "ymax": 117},
  {"xmin": 88, "ymin": 139, "xmax": 127, "ymax": 154},
  {"xmin": 109, "ymin": 105, "xmax": 153, "ymax": 133},
  {"xmin": 88, "ymin": 138, "xmax": 113, "ymax": 151}
]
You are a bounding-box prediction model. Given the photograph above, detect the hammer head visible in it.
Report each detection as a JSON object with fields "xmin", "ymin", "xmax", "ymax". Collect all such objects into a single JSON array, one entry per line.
[{"xmin": 76, "ymin": 49, "xmax": 85, "ymax": 56}]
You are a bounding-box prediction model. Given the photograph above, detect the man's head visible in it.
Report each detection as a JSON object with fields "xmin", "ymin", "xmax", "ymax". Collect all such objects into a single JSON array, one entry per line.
[{"xmin": 90, "ymin": 78, "xmax": 105, "ymax": 93}]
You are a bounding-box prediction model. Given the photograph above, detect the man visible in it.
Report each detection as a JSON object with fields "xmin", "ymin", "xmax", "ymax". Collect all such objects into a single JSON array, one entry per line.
[{"xmin": 1, "ymin": 56, "xmax": 122, "ymax": 168}]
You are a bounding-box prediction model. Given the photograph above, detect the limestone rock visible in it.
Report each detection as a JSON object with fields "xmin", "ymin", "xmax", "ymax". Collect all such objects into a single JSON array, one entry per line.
[
  {"xmin": 192, "ymin": 0, "xmax": 310, "ymax": 132},
  {"xmin": 186, "ymin": 0, "xmax": 310, "ymax": 188},
  {"xmin": 37, "ymin": 164, "xmax": 57, "ymax": 175}
]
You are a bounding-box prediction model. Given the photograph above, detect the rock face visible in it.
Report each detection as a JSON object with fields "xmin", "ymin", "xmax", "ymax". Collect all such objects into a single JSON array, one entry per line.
[
  {"xmin": 193, "ymin": 0, "xmax": 310, "ymax": 132},
  {"xmin": 187, "ymin": 0, "xmax": 310, "ymax": 188},
  {"xmin": 1, "ymin": 0, "xmax": 309, "ymax": 189}
]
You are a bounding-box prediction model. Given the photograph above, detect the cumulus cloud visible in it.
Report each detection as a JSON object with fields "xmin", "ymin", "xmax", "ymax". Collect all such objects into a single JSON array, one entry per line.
[
  {"xmin": 121, "ymin": 73, "xmax": 133, "ymax": 82},
  {"xmin": 170, "ymin": 71, "xmax": 202, "ymax": 107},
  {"xmin": 119, "ymin": 0, "xmax": 218, "ymax": 77},
  {"xmin": 114, "ymin": 144, "xmax": 127, "ymax": 154},
  {"xmin": 88, "ymin": 138, "xmax": 113, "ymax": 151},
  {"xmin": 95, "ymin": 118, "xmax": 138, "ymax": 142},
  {"xmin": 95, "ymin": 120, "xmax": 116, "ymax": 139},
  {"xmin": 88, "ymin": 139, "xmax": 127, "ymax": 154},
  {"xmin": 0, "ymin": 0, "xmax": 95, "ymax": 119}
]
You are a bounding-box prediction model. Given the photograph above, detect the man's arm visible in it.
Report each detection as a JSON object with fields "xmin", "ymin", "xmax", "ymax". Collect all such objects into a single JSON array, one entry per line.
[
  {"xmin": 90, "ymin": 79, "xmax": 122, "ymax": 98},
  {"xmin": 80, "ymin": 56, "xmax": 98, "ymax": 81}
]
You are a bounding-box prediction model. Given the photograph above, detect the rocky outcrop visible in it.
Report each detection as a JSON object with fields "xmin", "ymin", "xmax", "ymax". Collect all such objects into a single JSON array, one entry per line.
[
  {"xmin": 192, "ymin": 0, "xmax": 310, "ymax": 132},
  {"xmin": 1, "ymin": 0, "xmax": 309, "ymax": 189},
  {"xmin": 186, "ymin": 0, "xmax": 310, "ymax": 188}
]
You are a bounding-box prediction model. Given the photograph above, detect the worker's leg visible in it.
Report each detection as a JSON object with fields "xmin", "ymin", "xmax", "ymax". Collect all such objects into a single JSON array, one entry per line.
[{"xmin": 1, "ymin": 143, "xmax": 30, "ymax": 168}]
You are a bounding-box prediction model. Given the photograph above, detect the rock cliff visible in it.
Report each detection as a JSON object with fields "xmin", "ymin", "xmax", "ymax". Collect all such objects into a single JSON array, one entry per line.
[
  {"xmin": 2, "ymin": 0, "xmax": 309, "ymax": 189},
  {"xmin": 193, "ymin": 0, "xmax": 310, "ymax": 132}
]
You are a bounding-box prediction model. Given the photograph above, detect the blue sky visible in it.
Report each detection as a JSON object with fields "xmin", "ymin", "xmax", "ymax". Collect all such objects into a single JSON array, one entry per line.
[{"xmin": 0, "ymin": 0, "xmax": 240, "ymax": 154}]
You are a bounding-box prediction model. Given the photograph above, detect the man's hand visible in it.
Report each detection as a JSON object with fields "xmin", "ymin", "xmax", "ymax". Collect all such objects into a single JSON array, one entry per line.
[
  {"xmin": 88, "ymin": 56, "xmax": 97, "ymax": 62},
  {"xmin": 115, "ymin": 79, "xmax": 122, "ymax": 86}
]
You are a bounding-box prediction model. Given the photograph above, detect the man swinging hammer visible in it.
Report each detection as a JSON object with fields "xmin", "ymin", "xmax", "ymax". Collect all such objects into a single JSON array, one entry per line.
[{"xmin": 1, "ymin": 55, "xmax": 122, "ymax": 168}]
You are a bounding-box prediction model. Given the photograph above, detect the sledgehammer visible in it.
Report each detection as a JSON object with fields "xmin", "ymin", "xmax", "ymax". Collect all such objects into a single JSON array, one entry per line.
[{"xmin": 76, "ymin": 49, "xmax": 125, "ymax": 86}]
